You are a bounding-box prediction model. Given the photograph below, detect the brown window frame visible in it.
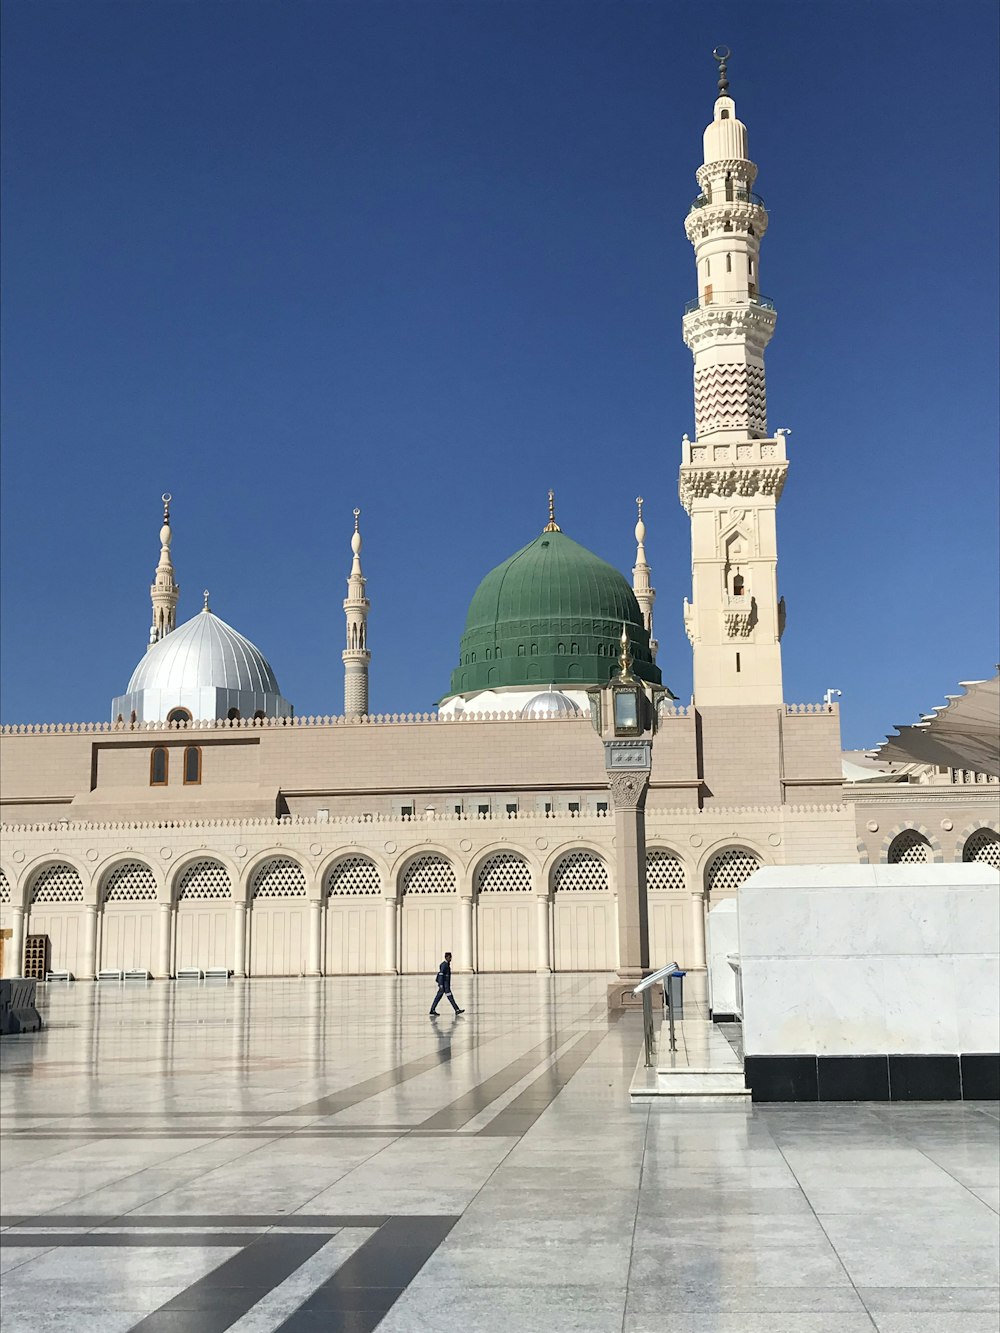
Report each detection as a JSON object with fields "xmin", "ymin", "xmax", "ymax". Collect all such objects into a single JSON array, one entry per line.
[
  {"xmin": 182, "ymin": 745, "xmax": 202, "ymax": 786},
  {"xmin": 150, "ymin": 746, "xmax": 169, "ymax": 786}
]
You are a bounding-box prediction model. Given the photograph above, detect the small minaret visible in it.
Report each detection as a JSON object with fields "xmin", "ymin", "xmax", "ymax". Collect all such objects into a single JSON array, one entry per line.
[
  {"xmin": 678, "ymin": 49, "xmax": 788, "ymax": 706},
  {"xmin": 342, "ymin": 508, "xmax": 371, "ymax": 716},
  {"xmin": 631, "ymin": 497, "xmax": 657, "ymax": 660},
  {"xmin": 149, "ymin": 492, "xmax": 179, "ymax": 646}
]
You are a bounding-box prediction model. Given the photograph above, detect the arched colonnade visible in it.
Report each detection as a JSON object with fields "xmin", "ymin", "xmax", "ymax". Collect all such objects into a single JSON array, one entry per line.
[{"xmin": 0, "ymin": 841, "xmax": 780, "ymax": 980}]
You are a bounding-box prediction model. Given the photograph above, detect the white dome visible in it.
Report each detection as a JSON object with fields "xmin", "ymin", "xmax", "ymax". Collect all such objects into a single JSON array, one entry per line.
[
  {"xmin": 113, "ymin": 607, "xmax": 293, "ymax": 722},
  {"xmin": 521, "ymin": 690, "xmax": 582, "ymax": 719},
  {"xmin": 125, "ymin": 608, "xmax": 281, "ymax": 695}
]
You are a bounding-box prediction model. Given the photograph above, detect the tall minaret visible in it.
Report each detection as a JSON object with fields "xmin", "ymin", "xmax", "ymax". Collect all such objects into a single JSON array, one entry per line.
[
  {"xmin": 342, "ymin": 507, "xmax": 371, "ymax": 716},
  {"xmin": 149, "ymin": 492, "xmax": 179, "ymax": 646},
  {"xmin": 632, "ymin": 497, "xmax": 657, "ymax": 660},
  {"xmin": 679, "ymin": 48, "xmax": 788, "ymax": 706}
]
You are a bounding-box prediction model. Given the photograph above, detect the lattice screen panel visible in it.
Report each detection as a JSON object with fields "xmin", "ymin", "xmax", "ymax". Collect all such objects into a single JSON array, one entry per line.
[
  {"xmin": 326, "ymin": 857, "xmax": 381, "ymax": 896},
  {"xmin": 104, "ymin": 862, "xmax": 157, "ymax": 903},
  {"xmin": 706, "ymin": 849, "xmax": 760, "ymax": 894},
  {"xmin": 401, "ymin": 855, "xmax": 457, "ymax": 895},
  {"xmin": 0, "ymin": 871, "xmax": 9, "ymax": 905},
  {"xmin": 887, "ymin": 831, "xmax": 930, "ymax": 865},
  {"xmin": 177, "ymin": 859, "xmax": 232, "ymax": 901},
  {"xmin": 31, "ymin": 863, "xmax": 84, "ymax": 904},
  {"xmin": 252, "ymin": 857, "xmax": 307, "ymax": 898},
  {"xmin": 476, "ymin": 853, "xmax": 532, "ymax": 894},
  {"xmin": 552, "ymin": 851, "xmax": 609, "ymax": 892},
  {"xmin": 646, "ymin": 851, "xmax": 685, "ymax": 892},
  {"xmin": 962, "ymin": 829, "xmax": 1000, "ymax": 868}
]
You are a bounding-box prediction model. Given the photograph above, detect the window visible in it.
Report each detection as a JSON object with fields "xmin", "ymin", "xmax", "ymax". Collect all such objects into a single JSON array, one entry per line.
[
  {"xmin": 721, "ymin": 109, "xmax": 730, "ymax": 119},
  {"xmin": 166, "ymin": 707, "xmax": 191, "ymax": 725},
  {"xmin": 253, "ymin": 710, "xmax": 265, "ymax": 721},
  {"xmin": 748, "ymin": 257, "xmax": 754, "ymax": 277},
  {"xmin": 705, "ymin": 258, "xmax": 711, "ymax": 277},
  {"xmin": 477, "ymin": 804, "xmax": 490, "ymax": 816},
  {"xmin": 568, "ymin": 802, "xmax": 580, "ymax": 815},
  {"xmin": 544, "ymin": 802, "xmax": 553, "ymax": 814},
  {"xmin": 557, "ymin": 642, "xmax": 565, "ymax": 654},
  {"xmin": 505, "ymin": 803, "xmax": 517, "ymax": 816},
  {"xmin": 571, "ymin": 642, "xmax": 579, "ymax": 654},
  {"xmin": 725, "ymin": 173, "xmax": 733, "ymax": 201},
  {"xmin": 596, "ymin": 801, "xmax": 608, "ymax": 814},
  {"xmin": 227, "ymin": 707, "xmax": 240, "ymax": 721},
  {"xmin": 735, "ymin": 653, "xmax": 741, "ymax": 673},
  {"xmin": 726, "ymin": 253, "xmax": 732, "ymax": 272},
  {"xmin": 517, "ymin": 644, "xmax": 525, "ymax": 656},
  {"xmin": 401, "ymin": 805, "xmax": 414, "ymax": 818},
  {"xmin": 183, "ymin": 746, "xmax": 201, "ymax": 785},
  {"xmin": 530, "ymin": 644, "xmax": 538, "ymax": 656},
  {"xmin": 733, "ymin": 574, "xmax": 744, "ymax": 595},
  {"xmin": 150, "ymin": 747, "xmax": 168, "ymax": 786}
]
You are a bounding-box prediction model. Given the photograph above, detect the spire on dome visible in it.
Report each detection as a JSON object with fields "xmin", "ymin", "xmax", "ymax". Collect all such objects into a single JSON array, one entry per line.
[
  {"xmin": 632, "ymin": 497, "xmax": 658, "ymax": 660},
  {"xmin": 149, "ymin": 492, "xmax": 180, "ymax": 647},
  {"xmin": 343, "ymin": 506, "xmax": 371, "ymax": 717},
  {"xmin": 544, "ymin": 489, "xmax": 561, "ymax": 533}
]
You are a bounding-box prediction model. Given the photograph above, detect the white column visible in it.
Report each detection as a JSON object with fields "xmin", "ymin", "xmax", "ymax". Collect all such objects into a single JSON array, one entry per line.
[
  {"xmin": 8, "ymin": 906, "xmax": 25, "ymax": 977},
  {"xmin": 156, "ymin": 903, "xmax": 173, "ymax": 979},
  {"xmin": 690, "ymin": 892, "xmax": 707, "ymax": 969},
  {"xmin": 307, "ymin": 900, "xmax": 323, "ymax": 976},
  {"xmin": 459, "ymin": 896, "xmax": 474, "ymax": 973},
  {"xmin": 535, "ymin": 895, "xmax": 552, "ymax": 973},
  {"xmin": 81, "ymin": 905, "xmax": 99, "ymax": 980},
  {"xmin": 383, "ymin": 898, "xmax": 398, "ymax": 974},
  {"xmin": 233, "ymin": 902, "xmax": 247, "ymax": 978}
]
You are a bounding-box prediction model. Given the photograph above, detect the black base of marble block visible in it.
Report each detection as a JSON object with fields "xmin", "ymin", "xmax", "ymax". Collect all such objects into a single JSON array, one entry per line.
[
  {"xmin": 961, "ymin": 1053, "xmax": 1000, "ymax": 1100},
  {"xmin": 745, "ymin": 1052, "xmax": 1000, "ymax": 1102},
  {"xmin": 817, "ymin": 1055, "xmax": 890, "ymax": 1101}
]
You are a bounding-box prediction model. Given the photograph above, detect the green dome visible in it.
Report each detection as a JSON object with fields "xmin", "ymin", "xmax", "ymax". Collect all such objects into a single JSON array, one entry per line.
[{"xmin": 448, "ymin": 528, "xmax": 661, "ymax": 697}]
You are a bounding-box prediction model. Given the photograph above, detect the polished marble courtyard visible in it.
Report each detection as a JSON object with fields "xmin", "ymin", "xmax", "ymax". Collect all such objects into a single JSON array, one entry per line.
[{"xmin": 1, "ymin": 975, "xmax": 998, "ymax": 1332}]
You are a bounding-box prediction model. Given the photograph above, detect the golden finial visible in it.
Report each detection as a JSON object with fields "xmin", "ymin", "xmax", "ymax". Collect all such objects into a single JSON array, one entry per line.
[
  {"xmin": 544, "ymin": 489, "xmax": 561, "ymax": 533},
  {"xmin": 353, "ymin": 507, "xmax": 361, "ymax": 532},
  {"xmin": 162, "ymin": 492, "xmax": 172, "ymax": 523},
  {"xmin": 203, "ymin": 589, "xmax": 210, "ymax": 611},
  {"xmin": 636, "ymin": 496, "xmax": 644, "ymax": 517},
  {"xmin": 618, "ymin": 623, "xmax": 636, "ymax": 681}
]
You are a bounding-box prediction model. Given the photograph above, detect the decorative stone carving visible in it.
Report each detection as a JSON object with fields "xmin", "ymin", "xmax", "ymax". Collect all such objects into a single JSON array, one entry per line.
[{"xmin": 606, "ymin": 771, "xmax": 648, "ymax": 810}]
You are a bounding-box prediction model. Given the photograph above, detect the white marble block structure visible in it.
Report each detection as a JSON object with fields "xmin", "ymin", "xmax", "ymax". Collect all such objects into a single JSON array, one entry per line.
[
  {"xmin": 706, "ymin": 898, "xmax": 740, "ymax": 1021},
  {"xmin": 738, "ymin": 865, "xmax": 1000, "ymax": 1102}
]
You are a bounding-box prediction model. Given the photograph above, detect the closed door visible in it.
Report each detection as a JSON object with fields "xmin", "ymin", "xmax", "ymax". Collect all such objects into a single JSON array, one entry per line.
[
  {"xmin": 326, "ymin": 901, "xmax": 382, "ymax": 974},
  {"xmin": 175, "ymin": 904, "xmax": 229, "ymax": 972},
  {"xmin": 477, "ymin": 897, "xmax": 533, "ymax": 971},
  {"xmin": 26, "ymin": 909, "xmax": 83, "ymax": 976},
  {"xmin": 648, "ymin": 896, "xmax": 693, "ymax": 969},
  {"xmin": 402, "ymin": 900, "xmax": 456, "ymax": 975},
  {"xmin": 553, "ymin": 896, "xmax": 614, "ymax": 971},
  {"xmin": 249, "ymin": 902, "xmax": 307, "ymax": 977},
  {"xmin": 101, "ymin": 906, "xmax": 156, "ymax": 973}
]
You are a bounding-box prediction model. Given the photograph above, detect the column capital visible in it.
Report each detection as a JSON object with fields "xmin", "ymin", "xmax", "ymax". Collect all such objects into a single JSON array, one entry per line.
[{"xmin": 606, "ymin": 770, "xmax": 650, "ymax": 810}]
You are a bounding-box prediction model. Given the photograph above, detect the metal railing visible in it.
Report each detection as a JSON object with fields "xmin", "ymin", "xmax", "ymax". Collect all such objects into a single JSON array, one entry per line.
[
  {"xmin": 684, "ymin": 291, "xmax": 775, "ymax": 315},
  {"xmin": 634, "ymin": 962, "xmax": 683, "ymax": 1066},
  {"xmin": 690, "ymin": 189, "xmax": 765, "ymax": 210}
]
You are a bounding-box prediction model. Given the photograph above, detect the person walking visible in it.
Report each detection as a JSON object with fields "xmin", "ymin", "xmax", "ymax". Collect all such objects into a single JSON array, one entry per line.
[{"xmin": 429, "ymin": 951, "xmax": 464, "ymax": 1015}]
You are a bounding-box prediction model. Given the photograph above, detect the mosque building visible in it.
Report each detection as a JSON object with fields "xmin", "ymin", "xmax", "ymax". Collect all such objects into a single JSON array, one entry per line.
[{"xmin": 1, "ymin": 54, "xmax": 996, "ymax": 985}]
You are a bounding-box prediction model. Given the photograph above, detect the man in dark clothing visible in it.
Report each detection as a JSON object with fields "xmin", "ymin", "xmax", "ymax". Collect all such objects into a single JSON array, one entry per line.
[{"xmin": 430, "ymin": 951, "xmax": 464, "ymax": 1015}]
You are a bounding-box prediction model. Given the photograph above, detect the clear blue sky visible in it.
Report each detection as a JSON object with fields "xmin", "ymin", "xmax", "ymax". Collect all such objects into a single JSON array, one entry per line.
[{"xmin": 2, "ymin": 1, "xmax": 997, "ymax": 748}]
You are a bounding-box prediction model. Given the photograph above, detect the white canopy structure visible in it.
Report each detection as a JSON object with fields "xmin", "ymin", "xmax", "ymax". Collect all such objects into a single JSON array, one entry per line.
[{"xmin": 874, "ymin": 673, "xmax": 1000, "ymax": 777}]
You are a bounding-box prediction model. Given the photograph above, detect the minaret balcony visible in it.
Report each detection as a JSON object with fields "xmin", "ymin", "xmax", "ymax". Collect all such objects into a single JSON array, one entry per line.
[
  {"xmin": 690, "ymin": 188, "xmax": 764, "ymax": 210},
  {"xmin": 684, "ymin": 290, "xmax": 774, "ymax": 314}
]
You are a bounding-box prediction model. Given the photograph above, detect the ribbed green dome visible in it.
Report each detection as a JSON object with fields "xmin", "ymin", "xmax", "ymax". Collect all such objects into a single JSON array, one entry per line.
[{"xmin": 448, "ymin": 529, "xmax": 661, "ymax": 696}]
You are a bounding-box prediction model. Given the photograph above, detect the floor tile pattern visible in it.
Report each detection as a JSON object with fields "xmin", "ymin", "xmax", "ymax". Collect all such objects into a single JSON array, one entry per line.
[{"xmin": 1, "ymin": 974, "xmax": 997, "ymax": 1331}]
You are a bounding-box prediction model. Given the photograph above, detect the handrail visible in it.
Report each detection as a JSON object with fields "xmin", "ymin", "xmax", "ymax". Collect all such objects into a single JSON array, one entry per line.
[
  {"xmin": 684, "ymin": 291, "xmax": 775, "ymax": 315},
  {"xmin": 634, "ymin": 962, "xmax": 681, "ymax": 1066},
  {"xmin": 690, "ymin": 189, "xmax": 765, "ymax": 210}
]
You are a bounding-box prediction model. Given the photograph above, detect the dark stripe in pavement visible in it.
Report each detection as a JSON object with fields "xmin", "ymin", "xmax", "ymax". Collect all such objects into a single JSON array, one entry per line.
[{"xmin": 478, "ymin": 1028, "xmax": 610, "ymax": 1135}]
